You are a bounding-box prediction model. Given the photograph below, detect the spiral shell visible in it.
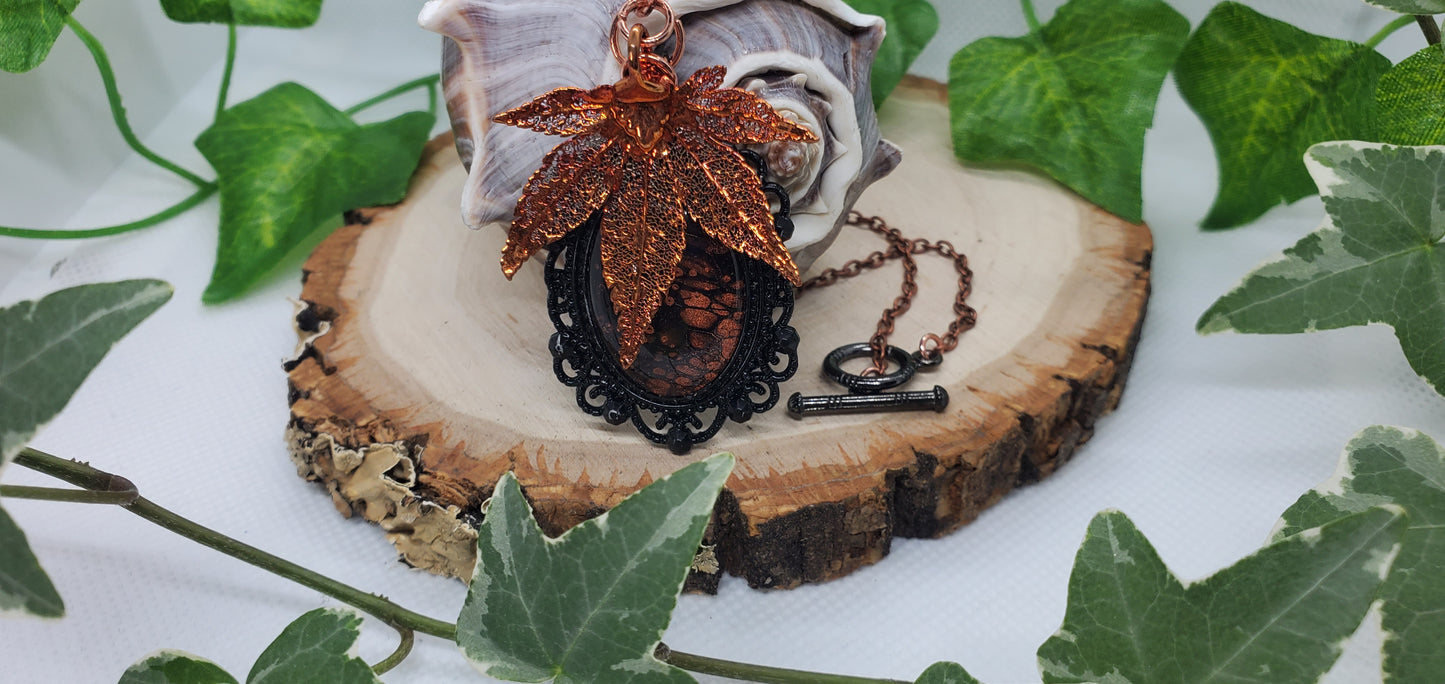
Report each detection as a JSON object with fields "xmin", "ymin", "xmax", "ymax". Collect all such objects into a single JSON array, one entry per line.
[{"xmin": 419, "ymin": 0, "xmax": 900, "ymax": 270}]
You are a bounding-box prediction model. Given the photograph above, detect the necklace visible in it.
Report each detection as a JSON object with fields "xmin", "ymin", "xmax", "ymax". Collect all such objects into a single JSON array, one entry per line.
[
  {"xmin": 488, "ymin": 0, "xmax": 978, "ymax": 445},
  {"xmin": 790, "ymin": 211, "xmax": 978, "ymax": 416},
  {"xmin": 491, "ymin": 0, "xmax": 809, "ymax": 453}
]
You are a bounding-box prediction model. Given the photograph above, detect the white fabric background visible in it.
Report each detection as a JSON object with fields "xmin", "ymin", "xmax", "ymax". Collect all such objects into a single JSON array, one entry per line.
[{"xmin": 0, "ymin": 1, "xmax": 1438, "ymax": 682}]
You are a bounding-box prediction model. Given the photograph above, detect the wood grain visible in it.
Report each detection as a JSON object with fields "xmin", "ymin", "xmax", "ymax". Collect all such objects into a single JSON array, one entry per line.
[{"xmin": 286, "ymin": 78, "xmax": 1152, "ymax": 590}]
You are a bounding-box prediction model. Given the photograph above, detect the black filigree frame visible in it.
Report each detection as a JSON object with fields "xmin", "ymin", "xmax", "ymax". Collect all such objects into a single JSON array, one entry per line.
[{"xmin": 543, "ymin": 162, "xmax": 799, "ymax": 454}]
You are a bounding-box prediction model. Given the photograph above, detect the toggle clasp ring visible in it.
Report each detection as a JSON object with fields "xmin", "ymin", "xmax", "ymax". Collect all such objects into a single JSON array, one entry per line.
[{"xmin": 822, "ymin": 342, "xmax": 917, "ymax": 394}]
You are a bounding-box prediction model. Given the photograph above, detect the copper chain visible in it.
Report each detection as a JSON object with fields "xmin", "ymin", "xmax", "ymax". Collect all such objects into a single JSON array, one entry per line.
[{"xmin": 800, "ymin": 211, "xmax": 978, "ymax": 374}]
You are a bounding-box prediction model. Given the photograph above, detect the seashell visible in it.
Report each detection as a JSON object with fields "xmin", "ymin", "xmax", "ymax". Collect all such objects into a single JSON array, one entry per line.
[
  {"xmin": 419, "ymin": 0, "xmax": 900, "ymax": 271},
  {"xmin": 741, "ymin": 72, "xmax": 831, "ymax": 214}
]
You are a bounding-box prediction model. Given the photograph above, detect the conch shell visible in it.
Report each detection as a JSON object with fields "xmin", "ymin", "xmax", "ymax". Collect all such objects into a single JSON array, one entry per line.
[{"xmin": 420, "ymin": 0, "xmax": 900, "ymax": 270}]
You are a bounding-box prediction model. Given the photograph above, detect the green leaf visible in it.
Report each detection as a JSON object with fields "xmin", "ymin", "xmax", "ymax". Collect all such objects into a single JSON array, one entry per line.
[
  {"xmin": 194, "ymin": 83, "xmax": 431, "ymax": 304},
  {"xmin": 1197, "ymin": 142, "xmax": 1445, "ymax": 394},
  {"xmin": 119, "ymin": 651, "xmax": 238, "ymax": 684},
  {"xmin": 843, "ymin": 0, "xmax": 938, "ymax": 107},
  {"xmin": 456, "ymin": 453, "xmax": 735, "ymax": 684},
  {"xmin": 0, "ymin": 504, "xmax": 63, "ymax": 618},
  {"xmin": 915, "ymin": 661, "xmax": 982, "ymax": 684},
  {"xmin": 1175, "ymin": 2, "xmax": 1391, "ymax": 229},
  {"xmin": 247, "ymin": 608, "xmax": 379, "ymax": 684},
  {"xmin": 1275, "ymin": 426, "xmax": 1445, "ymax": 684},
  {"xmin": 1037, "ymin": 507, "xmax": 1404, "ymax": 684},
  {"xmin": 118, "ymin": 611, "xmax": 375, "ymax": 684},
  {"xmin": 1363, "ymin": 0, "xmax": 1445, "ymax": 13},
  {"xmin": 0, "ymin": 279, "xmax": 168, "ymax": 619},
  {"xmin": 1378, "ymin": 46, "xmax": 1445, "ymax": 146},
  {"xmin": 0, "ymin": 0, "xmax": 80, "ymax": 73},
  {"xmin": 947, "ymin": 0, "xmax": 1187, "ymax": 224},
  {"xmin": 158, "ymin": 0, "xmax": 322, "ymax": 27},
  {"xmin": 1, "ymin": 279, "xmax": 173, "ymax": 467}
]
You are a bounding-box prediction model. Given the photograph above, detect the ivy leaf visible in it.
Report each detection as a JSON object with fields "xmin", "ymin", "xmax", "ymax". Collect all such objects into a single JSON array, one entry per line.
[
  {"xmin": 0, "ymin": 280, "xmax": 168, "ymax": 619},
  {"xmin": 0, "ymin": 0, "xmax": 80, "ymax": 73},
  {"xmin": 158, "ymin": 0, "xmax": 322, "ymax": 27},
  {"xmin": 1198, "ymin": 142, "xmax": 1445, "ymax": 394},
  {"xmin": 1275, "ymin": 426, "xmax": 1445, "ymax": 684},
  {"xmin": 1036, "ymin": 508, "xmax": 1404, "ymax": 684},
  {"xmin": 0, "ymin": 279, "xmax": 170, "ymax": 620},
  {"xmin": 118, "ymin": 610, "xmax": 376, "ymax": 684},
  {"xmin": 194, "ymin": 83, "xmax": 431, "ymax": 303},
  {"xmin": 1175, "ymin": 2, "xmax": 1390, "ymax": 229},
  {"xmin": 119, "ymin": 651, "xmax": 238, "ymax": 684},
  {"xmin": 1, "ymin": 279, "xmax": 173, "ymax": 468},
  {"xmin": 1378, "ymin": 46, "xmax": 1445, "ymax": 146},
  {"xmin": 247, "ymin": 608, "xmax": 379, "ymax": 684},
  {"xmin": 843, "ymin": 0, "xmax": 938, "ymax": 107},
  {"xmin": 915, "ymin": 662, "xmax": 982, "ymax": 684},
  {"xmin": 0, "ymin": 506, "xmax": 63, "ymax": 618},
  {"xmin": 456, "ymin": 453, "xmax": 735, "ymax": 683},
  {"xmin": 1363, "ymin": 0, "xmax": 1445, "ymax": 13},
  {"xmin": 947, "ymin": 0, "xmax": 1188, "ymax": 224}
]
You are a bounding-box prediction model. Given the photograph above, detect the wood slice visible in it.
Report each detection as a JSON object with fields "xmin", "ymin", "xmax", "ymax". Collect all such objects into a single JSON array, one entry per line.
[{"xmin": 286, "ymin": 78, "xmax": 1151, "ymax": 591}]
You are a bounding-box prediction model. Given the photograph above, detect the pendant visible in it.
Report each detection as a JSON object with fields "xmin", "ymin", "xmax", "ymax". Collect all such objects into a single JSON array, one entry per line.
[
  {"xmin": 545, "ymin": 156, "xmax": 799, "ymax": 454},
  {"xmin": 489, "ymin": 0, "xmax": 813, "ymax": 452}
]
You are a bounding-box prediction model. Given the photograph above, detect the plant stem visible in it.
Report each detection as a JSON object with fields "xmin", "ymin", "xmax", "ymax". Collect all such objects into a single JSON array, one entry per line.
[
  {"xmin": 13, "ymin": 447, "xmax": 457, "ymax": 642},
  {"xmin": 0, "ymin": 484, "xmax": 138, "ymax": 506},
  {"xmin": 372, "ymin": 626, "xmax": 415, "ymax": 676},
  {"xmin": 659, "ymin": 646, "xmax": 908, "ymax": 684},
  {"xmin": 12, "ymin": 447, "xmax": 912, "ymax": 684},
  {"xmin": 1020, "ymin": 0, "xmax": 1042, "ymax": 36},
  {"xmin": 1418, "ymin": 15, "xmax": 1441, "ymax": 46},
  {"xmin": 0, "ymin": 185, "xmax": 216, "ymax": 240},
  {"xmin": 215, "ymin": 22, "xmax": 238, "ymax": 121},
  {"xmin": 345, "ymin": 74, "xmax": 441, "ymax": 117},
  {"xmin": 1365, "ymin": 14, "xmax": 1416, "ymax": 49},
  {"xmin": 427, "ymin": 78, "xmax": 439, "ymax": 120},
  {"xmin": 65, "ymin": 17, "xmax": 211, "ymax": 189}
]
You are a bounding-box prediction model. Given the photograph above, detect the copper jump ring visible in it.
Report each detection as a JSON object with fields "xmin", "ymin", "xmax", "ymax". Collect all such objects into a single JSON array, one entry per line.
[
  {"xmin": 610, "ymin": 0, "xmax": 685, "ymax": 68},
  {"xmin": 917, "ymin": 333, "xmax": 943, "ymax": 366}
]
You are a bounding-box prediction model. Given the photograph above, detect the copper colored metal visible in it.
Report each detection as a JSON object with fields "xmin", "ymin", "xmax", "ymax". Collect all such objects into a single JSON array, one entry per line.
[
  {"xmin": 543, "ymin": 163, "xmax": 800, "ymax": 453},
  {"xmin": 492, "ymin": 0, "xmax": 816, "ymax": 369},
  {"xmin": 610, "ymin": 0, "xmax": 684, "ymax": 73},
  {"xmin": 801, "ymin": 211, "xmax": 978, "ymax": 375}
]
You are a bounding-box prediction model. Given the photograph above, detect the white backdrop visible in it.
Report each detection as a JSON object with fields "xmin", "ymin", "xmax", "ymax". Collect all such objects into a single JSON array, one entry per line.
[{"xmin": 0, "ymin": 1, "xmax": 1438, "ymax": 683}]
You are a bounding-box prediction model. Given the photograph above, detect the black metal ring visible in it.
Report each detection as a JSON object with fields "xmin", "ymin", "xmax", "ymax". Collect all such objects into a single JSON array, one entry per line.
[{"xmin": 822, "ymin": 342, "xmax": 916, "ymax": 393}]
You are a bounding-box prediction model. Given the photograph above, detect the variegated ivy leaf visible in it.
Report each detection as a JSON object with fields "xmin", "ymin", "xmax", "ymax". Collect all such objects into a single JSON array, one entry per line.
[
  {"xmin": 1037, "ymin": 508, "xmax": 1404, "ymax": 684},
  {"xmin": 1198, "ymin": 142, "xmax": 1445, "ymax": 396},
  {"xmin": 0, "ymin": 506, "xmax": 63, "ymax": 619},
  {"xmin": 1363, "ymin": 0, "xmax": 1445, "ymax": 13},
  {"xmin": 915, "ymin": 662, "xmax": 983, "ymax": 684},
  {"xmin": 0, "ymin": 279, "xmax": 172, "ymax": 467},
  {"xmin": 246, "ymin": 608, "xmax": 379, "ymax": 684},
  {"xmin": 0, "ymin": 279, "xmax": 171, "ymax": 620},
  {"xmin": 1275, "ymin": 426, "xmax": 1445, "ymax": 684},
  {"xmin": 118, "ymin": 609, "xmax": 379, "ymax": 683},
  {"xmin": 119, "ymin": 651, "xmax": 238, "ymax": 684},
  {"xmin": 456, "ymin": 454, "xmax": 734, "ymax": 683}
]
